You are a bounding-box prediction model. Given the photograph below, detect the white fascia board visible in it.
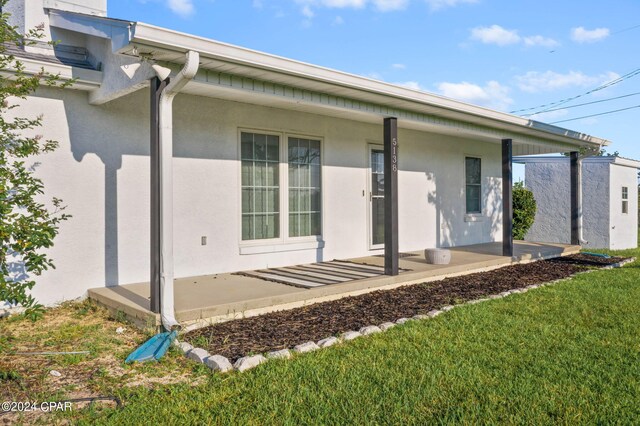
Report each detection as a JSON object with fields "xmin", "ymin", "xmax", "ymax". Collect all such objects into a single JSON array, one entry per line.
[
  {"xmin": 607, "ymin": 157, "xmax": 640, "ymax": 169},
  {"xmin": 129, "ymin": 22, "xmax": 610, "ymax": 149},
  {"xmin": 2, "ymin": 57, "xmax": 102, "ymax": 90},
  {"xmin": 514, "ymin": 155, "xmax": 640, "ymax": 169}
]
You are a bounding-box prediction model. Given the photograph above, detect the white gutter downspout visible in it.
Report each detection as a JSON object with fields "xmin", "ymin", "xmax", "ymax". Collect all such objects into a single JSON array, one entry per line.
[{"xmin": 159, "ymin": 50, "xmax": 200, "ymax": 330}]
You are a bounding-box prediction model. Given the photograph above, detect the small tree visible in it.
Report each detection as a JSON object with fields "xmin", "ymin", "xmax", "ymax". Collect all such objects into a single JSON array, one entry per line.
[
  {"xmin": 513, "ymin": 182, "xmax": 536, "ymax": 240},
  {"xmin": 0, "ymin": 4, "xmax": 71, "ymax": 319}
]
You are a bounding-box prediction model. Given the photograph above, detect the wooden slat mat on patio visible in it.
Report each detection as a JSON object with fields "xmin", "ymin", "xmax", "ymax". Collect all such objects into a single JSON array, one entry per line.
[{"xmin": 234, "ymin": 260, "xmax": 411, "ymax": 289}]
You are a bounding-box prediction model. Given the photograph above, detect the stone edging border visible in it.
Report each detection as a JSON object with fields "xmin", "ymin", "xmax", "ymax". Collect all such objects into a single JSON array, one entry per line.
[{"xmin": 174, "ymin": 257, "xmax": 635, "ymax": 374}]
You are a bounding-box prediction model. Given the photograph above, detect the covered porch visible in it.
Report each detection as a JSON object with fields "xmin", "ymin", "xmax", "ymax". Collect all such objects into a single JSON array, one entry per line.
[{"xmin": 88, "ymin": 241, "xmax": 579, "ymax": 329}]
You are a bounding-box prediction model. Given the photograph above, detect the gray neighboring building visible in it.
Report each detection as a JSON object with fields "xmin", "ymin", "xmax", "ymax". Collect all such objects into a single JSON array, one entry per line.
[{"xmin": 516, "ymin": 156, "xmax": 639, "ymax": 250}]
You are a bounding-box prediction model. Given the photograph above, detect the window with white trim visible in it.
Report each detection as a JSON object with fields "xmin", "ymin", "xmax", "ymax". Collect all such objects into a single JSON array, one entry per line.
[
  {"xmin": 622, "ymin": 186, "xmax": 629, "ymax": 214},
  {"xmin": 240, "ymin": 132, "xmax": 322, "ymax": 242},
  {"xmin": 465, "ymin": 157, "xmax": 482, "ymax": 214},
  {"xmin": 241, "ymin": 132, "xmax": 280, "ymax": 240},
  {"xmin": 288, "ymin": 137, "xmax": 322, "ymax": 237}
]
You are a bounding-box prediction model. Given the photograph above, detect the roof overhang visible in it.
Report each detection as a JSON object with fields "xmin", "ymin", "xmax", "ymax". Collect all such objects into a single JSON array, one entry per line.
[
  {"xmin": 48, "ymin": 10, "xmax": 612, "ymax": 155},
  {"xmin": 515, "ymin": 155, "xmax": 640, "ymax": 169}
]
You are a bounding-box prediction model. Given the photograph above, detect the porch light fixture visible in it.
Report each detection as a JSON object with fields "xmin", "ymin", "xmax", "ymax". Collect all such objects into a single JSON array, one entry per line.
[{"xmin": 120, "ymin": 56, "xmax": 172, "ymax": 81}]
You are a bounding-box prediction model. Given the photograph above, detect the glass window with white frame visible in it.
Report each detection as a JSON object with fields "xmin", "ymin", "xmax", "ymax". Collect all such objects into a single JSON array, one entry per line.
[
  {"xmin": 241, "ymin": 132, "xmax": 280, "ymax": 240},
  {"xmin": 288, "ymin": 137, "xmax": 321, "ymax": 237},
  {"xmin": 240, "ymin": 132, "xmax": 322, "ymax": 242},
  {"xmin": 622, "ymin": 186, "xmax": 628, "ymax": 214},
  {"xmin": 465, "ymin": 157, "xmax": 482, "ymax": 214}
]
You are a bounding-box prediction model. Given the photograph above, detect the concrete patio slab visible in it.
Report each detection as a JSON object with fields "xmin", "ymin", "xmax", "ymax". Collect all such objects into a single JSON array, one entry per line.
[{"xmin": 88, "ymin": 241, "xmax": 579, "ymax": 330}]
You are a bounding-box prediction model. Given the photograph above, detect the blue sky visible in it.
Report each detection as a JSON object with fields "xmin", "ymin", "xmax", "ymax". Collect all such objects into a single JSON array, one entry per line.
[{"xmin": 111, "ymin": 0, "xmax": 639, "ymax": 163}]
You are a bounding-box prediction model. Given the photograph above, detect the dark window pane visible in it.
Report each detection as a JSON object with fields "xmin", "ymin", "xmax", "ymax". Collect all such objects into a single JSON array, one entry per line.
[
  {"xmin": 310, "ymin": 188, "xmax": 321, "ymax": 211},
  {"xmin": 466, "ymin": 185, "xmax": 481, "ymax": 213},
  {"xmin": 242, "ymin": 215, "xmax": 253, "ymax": 240},
  {"xmin": 288, "ymin": 138, "xmax": 299, "ymax": 162},
  {"xmin": 309, "ymin": 140, "xmax": 321, "ymax": 165},
  {"xmin": 310, "ymin": 165, "xmax": 321, "ymax": 188},
  {"xmin": 267, "ymin": 135, "xmax": 279, "ymax": 161},
  {"xmin": 254, "ymin": 134, "xmax": 267, "ymax": 160},
  {"xmin": 242, "ymin": 188, "xmax": 253, "ymax": 213},
  {"xmin": 372, "ymin": 197, "xmax": 385, "ymax": 245},
  {"xmin": 241, "ymin": 133, "xmax": 253, "ymax": 160},
  {"xmin": 310, "ymin": 212, "xmax": 322, "ymax": 235},
  {"xmin": 289, "ymin": 213, "xmax": 299, "ymax": 237},
  {"xmin": 465, "ymin": 157, "xmax": 481, "ymax": 185},
  {"xmin": 241, "ymin": 160, "xmax": 253, "ymax": 186}
]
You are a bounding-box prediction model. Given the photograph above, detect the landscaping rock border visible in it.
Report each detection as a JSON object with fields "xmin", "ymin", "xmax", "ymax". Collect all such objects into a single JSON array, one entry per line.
[{"xmin": 175, "ymin": 256, "xmax": 635, "ymax": 374}]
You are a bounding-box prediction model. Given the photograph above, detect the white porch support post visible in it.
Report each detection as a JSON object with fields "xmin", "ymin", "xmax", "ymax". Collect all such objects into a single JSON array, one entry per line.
[{"xmin": 156, "ymin": 50, "xmax": 200, "ymax": 330}]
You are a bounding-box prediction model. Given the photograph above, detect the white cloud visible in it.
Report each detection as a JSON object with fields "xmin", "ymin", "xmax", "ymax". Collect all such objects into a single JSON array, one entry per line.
[
  {"xmin": 252, "ymin": 0, "xmax": 263, "ymax": 8},
  {"xmin": 571, "ymin": 26, "xmax": 610, "ymax": 43},
  {"xmin": 332, "ymin": 15, "xmax": 345, "ymax": 25},
  {"xmin": 470, "ymin": 25, "xmax": 558, "ymax": 48},
  {"xmin": 470, "ymin": 25, "xmax": 520, "ymax": 46},
  {"xmin": 302, "ymin": 5, "xmax": 315, "ymax": 17},
  {"xmin": 515, "ymin": 70, "xmax": 619, "ymax": 93},
  {"xmin": 167, "ymin": 0, "xmax": 194, "ymax": 17},
  {"xmin": 436, "ymin": 80, "xmax": 513, "ymax": 110},
  {"xmin": 425, "ymin": 0, "xmax": 478, "ymax": 11},
  {"xmin": 523, "ymin": 35, "xmax": 559, "ymax": 48},
  {"xmin": 392, "ymin": 63, "xmax": 406, "ymax": 69},
  {"xmin": 318, "ymin": 0, "xmax": 367, "ymax": 7},
  {"xmin": 373, "ymin": 0, "xmax": 409, "ymax": 11},
  {"xmin": 395, "ymin": 81, "xmax": 423, "ymax": 90},
  {"xmin": 296, "ymin": 0, "xmax": 407, "ymax": 17}
]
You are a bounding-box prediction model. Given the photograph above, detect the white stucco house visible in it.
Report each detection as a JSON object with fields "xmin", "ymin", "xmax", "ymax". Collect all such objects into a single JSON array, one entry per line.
[
  {"xmin": 4, "ymin": 0, "xmax": 613, "ymax": 325},
  {"xmin": 516, "ymin": 156, "xmax": 639, "ymax": 250}
]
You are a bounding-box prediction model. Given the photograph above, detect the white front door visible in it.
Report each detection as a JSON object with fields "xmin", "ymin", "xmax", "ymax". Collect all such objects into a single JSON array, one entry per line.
[{"xmin": 369, "ymin": 146, "xmax": 385, "ymax": 249}]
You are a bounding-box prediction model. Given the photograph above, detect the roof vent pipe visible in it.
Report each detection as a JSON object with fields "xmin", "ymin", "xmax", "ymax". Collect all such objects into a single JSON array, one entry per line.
[{"xmin": 158, "ymin": 50, "xmax": 200, "ymax": 330}]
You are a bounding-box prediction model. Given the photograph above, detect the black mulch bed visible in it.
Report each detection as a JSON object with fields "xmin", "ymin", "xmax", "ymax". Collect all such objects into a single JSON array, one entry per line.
[{"xmin": 184, "ymin": 254, "xmax": 627, "ymax": 362}]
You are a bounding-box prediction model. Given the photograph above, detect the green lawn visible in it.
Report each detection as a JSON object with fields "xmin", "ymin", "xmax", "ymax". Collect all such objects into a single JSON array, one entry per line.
[{"xmin": 3, "ymin": 247, "xmax": 640, "ymax": 424}]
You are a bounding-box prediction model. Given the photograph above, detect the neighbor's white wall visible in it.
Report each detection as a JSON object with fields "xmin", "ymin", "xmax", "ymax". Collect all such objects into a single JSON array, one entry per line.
[
  {"xmin": 524, "ymin": 161, "xmax": 572, "ymax": 244},
  {"xmin": 581, "ymin": 162, "xmax": 610, "ymax": 249},
  {"xmin": 13, "ymin": 87, "xmax": 502, "ymax": 306},
  {"xmin": 524, "ymin": 159, "xmax": 636, "ymax": 249},
  {"xmin": 609, "ymin": 164, "xmax": 638, "ymax": 249}
]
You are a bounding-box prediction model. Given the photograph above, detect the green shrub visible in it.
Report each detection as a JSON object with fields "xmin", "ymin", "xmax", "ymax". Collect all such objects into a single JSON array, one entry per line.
[{"xmin": 513, "ymin": 182, "xmax": 537, "ymax": 240}]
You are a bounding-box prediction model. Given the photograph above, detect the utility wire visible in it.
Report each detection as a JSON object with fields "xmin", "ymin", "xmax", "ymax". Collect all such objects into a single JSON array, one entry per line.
[
  {"xmin": 510, "ymin": 67, "xmax": 640, "ymax": 114},
  {"xmin": 550, "ymin": 104, "xmax": 640, "ymax": 124},
  {"xmin": 523, "ymin": 91, "xmax": 640, "ymax": 116},
  {"xmin": 611, "ymin": 23, "xmax": 640, "ymax": 35}
]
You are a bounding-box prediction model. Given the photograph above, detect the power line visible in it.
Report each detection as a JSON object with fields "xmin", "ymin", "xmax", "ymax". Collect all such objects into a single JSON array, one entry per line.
[
  {"xmin": 510, "ymin": 67, "xmax": 640, "ymax": 114},
  {"xmin": 611, "ymin": 23, "xmax": 640, "ymax": 35},
  {"xmin": 523, "ymin": 91, "xmax": 640, "ymax": 116},
  {"xmin": 550, "ymin": 104, "xmax": 640, "ymax": 124}
]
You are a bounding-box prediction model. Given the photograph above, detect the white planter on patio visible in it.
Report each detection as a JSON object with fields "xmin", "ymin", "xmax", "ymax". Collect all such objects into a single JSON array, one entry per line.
[{"xmin": 424, "ymin": 248, "xmax": 451, "ymax": 265}]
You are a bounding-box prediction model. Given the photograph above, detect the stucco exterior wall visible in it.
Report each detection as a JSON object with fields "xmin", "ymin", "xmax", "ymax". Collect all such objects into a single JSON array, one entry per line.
[
  {"xmin": 524, "ymin": 161, "xmax": 573, "ymax": 244},
  {"xmin": 581, "ymin": 162, "xmax": 610, "ymax": 249},
  {"xmin": 525, "ymin": 158, "xmax": 638, "ymax": 250},
  {"xmin": 12, "ymin": 86, "xmax": 503, "ymax": 306},
  {"xmin": 609, "ymin": 164, "xmax": 638, "ymax": 250}
]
